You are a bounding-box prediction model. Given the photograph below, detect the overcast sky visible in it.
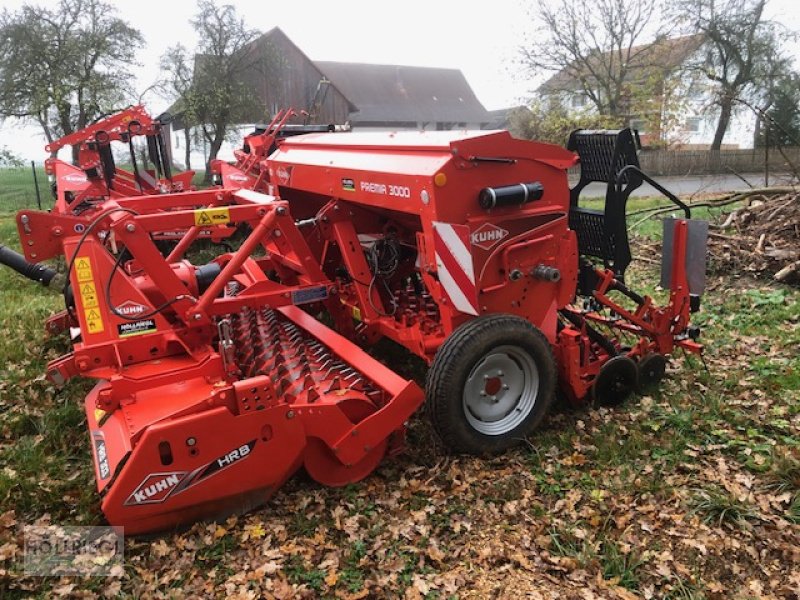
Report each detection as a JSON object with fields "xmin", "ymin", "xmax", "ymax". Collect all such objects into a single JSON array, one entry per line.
[{"xmin": 1, "ymin": 0, "xmax": 798, "ymax": 161}]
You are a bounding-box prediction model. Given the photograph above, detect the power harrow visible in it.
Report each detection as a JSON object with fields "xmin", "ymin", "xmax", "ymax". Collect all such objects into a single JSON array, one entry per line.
[{"xmin": 1, "ymin": 113, "xmax": 708, "ymax": 534}]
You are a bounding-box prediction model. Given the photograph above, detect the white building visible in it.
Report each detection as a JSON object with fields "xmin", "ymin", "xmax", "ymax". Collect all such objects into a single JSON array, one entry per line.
[{"xmin": 537, "ymin": 35, "xmax": 758, "ymax": 149}]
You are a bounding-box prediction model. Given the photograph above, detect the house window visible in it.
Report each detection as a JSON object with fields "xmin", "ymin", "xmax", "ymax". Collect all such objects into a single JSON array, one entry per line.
[
  {"xmin": 685, "ymin": 117, "xmax": 702, "ymax": 132},
  {"xmin": 571, "ymin": 94, "xmax": 587, "ymax": 109}
]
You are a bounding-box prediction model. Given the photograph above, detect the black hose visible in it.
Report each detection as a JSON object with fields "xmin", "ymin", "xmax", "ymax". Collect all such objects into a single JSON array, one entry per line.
[{"xmin": 0, "ymin": 244, "xmax": 57, "ymax": 286}]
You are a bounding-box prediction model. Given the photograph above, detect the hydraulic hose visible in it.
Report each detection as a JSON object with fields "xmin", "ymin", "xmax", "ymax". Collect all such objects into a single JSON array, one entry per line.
[{"xmin": 0, "ymin": 244, "xmax": 60, "ymax": 287}]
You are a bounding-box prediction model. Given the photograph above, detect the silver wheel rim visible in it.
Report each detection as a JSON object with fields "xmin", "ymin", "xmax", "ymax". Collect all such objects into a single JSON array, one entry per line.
[{"xmin": 462, "ymin": 344, "xmax": 539, "ymax": 436}]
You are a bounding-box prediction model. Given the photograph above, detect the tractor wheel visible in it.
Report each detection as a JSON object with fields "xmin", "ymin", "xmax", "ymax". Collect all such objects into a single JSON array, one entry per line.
[
  {"xmin": 591, "ymin": 355, "xmax": 638, "ymax": 406},
  {"xmin": 426, "ymin": 314, "xmax": 556, "ymax": 455}
]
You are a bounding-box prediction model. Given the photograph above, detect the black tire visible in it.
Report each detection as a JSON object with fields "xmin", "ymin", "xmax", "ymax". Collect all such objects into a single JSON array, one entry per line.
[{"xmin": 425, "ymin": 314, "xmax": 556, "ymax": 455}]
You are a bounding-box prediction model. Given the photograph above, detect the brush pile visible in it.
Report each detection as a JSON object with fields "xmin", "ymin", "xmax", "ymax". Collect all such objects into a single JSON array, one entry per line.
[{"xmin": 708, "ymin": 189, "xmax": 799, "ymax": 284}]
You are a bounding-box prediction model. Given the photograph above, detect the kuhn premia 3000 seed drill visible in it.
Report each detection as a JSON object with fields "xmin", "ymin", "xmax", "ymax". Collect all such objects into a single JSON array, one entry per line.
[{"xmin": 1, "ymin": 122, "xmax": 707, "ymax": 534}]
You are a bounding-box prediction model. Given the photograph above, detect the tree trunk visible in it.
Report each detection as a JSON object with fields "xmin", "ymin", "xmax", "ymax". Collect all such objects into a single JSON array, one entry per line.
[
  {"xmin": 204, "ymin": 128, "xmax": 224, "ymax": 184},
  {"xmin": 37, "ymin": 116, "xmax": 58, "ymax": 159},
  {"xmin": 184, "ymin": 127, "xmax": 192, "ymax": 171},
  {"xmin": 711, "ymin": 97, "xmax": 734, "ymax": 151}
]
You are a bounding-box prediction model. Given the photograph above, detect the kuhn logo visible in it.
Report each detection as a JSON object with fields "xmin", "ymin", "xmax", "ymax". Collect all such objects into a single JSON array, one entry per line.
[
  {"xmin": 470, "ymin": 223, "xmax": 509, "ymax": 250},
  {"xmin": 125, "ymin": 472, "xmax": 187, "ymax": 505},
  {"xmin": 61, "ymin": 173, "xmax": 87, "ymax": 184},
  {"xmin": 114, "ymin": 300, "xmax": 148, "ymax": 316},
  {"xmin": 228, "ymin": 173, "xmax": 249, "ymax": 182},
  {"xmin": 171, "ymin": 440, "xmax": 257, "ymax": 498},
  {"xmin": 275, "ymin": 166, "xmax": 292, "ymax": 185},
  {"xmin": 92, "ymin": 431, "xmax": 110, "ymax": 480}
]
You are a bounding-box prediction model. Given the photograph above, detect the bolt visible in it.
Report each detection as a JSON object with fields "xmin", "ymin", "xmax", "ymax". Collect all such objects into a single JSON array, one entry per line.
[
  {"xmin": 186, "ymin": 437, "xmax": 196, "ymax": 447},
  {"xmin": 192, "ymin": 314, "xmax": 202, "ymax": 320},
  {"xmin": 276, "ymin": 206, "xmax": 286, "ymax": 216},
  {"xmin": 480, "ymin": 391, "xmax": 487, "ymax": 397},
  {"xmin": 497, "ymin": 371, "xmax": 504, "ymax": 377},
  {"xmin": 286, "ymin": 410, "xmax": 295, "ymax": 419},
  {"xmin": 484, "ymin": 374, "xmax": 489, "ymax": 380},
  {"xmin": 503, "ymin": 384, "xmax": 509, "ymax": 390},
  {"xmin": 490, "ymin": 396, "xmax": 497, "ymax": 403},
  {"xmin": 125, "ymin": 223, "xmax": 135, "ymax": 232},
  {"xmin": 274, "ymin": 230, "xmax": 282, "ymax": 237}
]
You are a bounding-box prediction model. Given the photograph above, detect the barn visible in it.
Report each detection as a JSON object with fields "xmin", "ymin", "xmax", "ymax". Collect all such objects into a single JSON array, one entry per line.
[{"xmin": 162, "ymin": 27, "xmax": 491, "ymax": 168}]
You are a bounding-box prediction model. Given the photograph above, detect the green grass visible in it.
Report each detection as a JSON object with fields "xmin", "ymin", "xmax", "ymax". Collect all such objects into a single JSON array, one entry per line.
[
  {"xmin": 688, "ymin": 486, "xmax": 759, "ymax": 529},
  {"xmin": 0, "ymin": 220, "xmax": 97, "ymax": 522},
  {"xmin": 0, "ymin": 167, "xmax": 50, "ymax": 213}
]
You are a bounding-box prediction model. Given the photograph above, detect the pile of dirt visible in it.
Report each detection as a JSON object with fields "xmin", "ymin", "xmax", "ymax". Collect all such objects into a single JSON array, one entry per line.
[{"xmin": 708, "ymin": 191, "xmax": 799, "ymax": 284}]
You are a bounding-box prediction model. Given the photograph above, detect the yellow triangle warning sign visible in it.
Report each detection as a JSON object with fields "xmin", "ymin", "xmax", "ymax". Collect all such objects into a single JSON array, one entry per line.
[{"xmin": 194, "ymin": 207, "xmax": 230, "ymax": 226}]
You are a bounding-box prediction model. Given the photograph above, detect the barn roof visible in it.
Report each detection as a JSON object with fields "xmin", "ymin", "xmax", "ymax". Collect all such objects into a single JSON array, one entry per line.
[
  {"xmin": 314, "ymin": 61, "xmax": 491, "ymax": 125},
  {"xmin": 163, "ymin": 29, "xmax": 491, "ymax": 128}
]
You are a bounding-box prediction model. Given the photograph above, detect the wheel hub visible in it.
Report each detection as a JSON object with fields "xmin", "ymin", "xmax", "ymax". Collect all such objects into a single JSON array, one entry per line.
[{"xmin": 463, "ymin": 345, "xmax": 539, "ymax": 435}]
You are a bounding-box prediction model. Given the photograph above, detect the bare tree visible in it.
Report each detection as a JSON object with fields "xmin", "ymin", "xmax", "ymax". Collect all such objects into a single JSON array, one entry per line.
[
  {"xmin": 0, "ymin": 0, "xmax": 143, "ymax": 162},
  {"xmin": 674, "ymin": 0, "xmax": 792, "ymax": 150},
  {"xmin": 159, "ymin": 45, "xmax": 195, "ymax": 170},
  {"xmin": 521, "ymin": 0, "xmax": 667, "ymax": 117},
  {"xmin": 161, "ymin": 1, "xmax": 262, "ymax": 180}
]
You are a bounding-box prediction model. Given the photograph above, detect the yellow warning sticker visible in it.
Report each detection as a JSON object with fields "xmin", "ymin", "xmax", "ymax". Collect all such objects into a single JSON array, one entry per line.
[
  {"xmin": 194, "ymin": 207, "xmax": 230, "ymax": 226},
  {"xmin": 79, "ymin": 282, "xmax": 98, "ymax": 309},
  {"xmin": 352, "ymin": 305, "xmax": 362, "ymax": 322},
  {"xmin": 76, "ymin": 256, "xmax": 105, "ymax": 334},
  {"xmin": 84, "ymin": 308, "xmax": 105, "ymax": 334},
  {"xmin": 75, "ymin": 256, "xmax": 94, "ymax": 282}
]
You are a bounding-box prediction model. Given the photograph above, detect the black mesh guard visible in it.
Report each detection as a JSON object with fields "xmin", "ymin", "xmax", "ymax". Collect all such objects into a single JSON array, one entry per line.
[{"xmin": 567, "ymin": 128, "xmax": 643, "ymax": 278}]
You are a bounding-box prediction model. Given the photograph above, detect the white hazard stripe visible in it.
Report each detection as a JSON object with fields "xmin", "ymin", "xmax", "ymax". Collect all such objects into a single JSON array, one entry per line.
[{"xmin": 432, "ymin": 222, "xmax": 479, "ymax": 316}]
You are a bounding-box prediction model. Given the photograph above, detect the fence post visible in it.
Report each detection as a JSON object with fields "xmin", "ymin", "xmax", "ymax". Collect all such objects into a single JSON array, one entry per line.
[
  {"xmin": 31, "ymin": 160, "xmax": 42, "ymax": 210},
  {"xmin": 764, "ymin": 118, "xmax": 770, "ymax": 187}
]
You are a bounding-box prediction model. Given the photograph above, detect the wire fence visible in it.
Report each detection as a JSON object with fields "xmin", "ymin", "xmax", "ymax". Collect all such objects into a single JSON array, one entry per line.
[
  {"xmin": 0, "ymin": 166, "xmax": 52, "ymax": 213},
  {"xmin": 638, "ymin": 147, "xmax": 800, "ymax": 177},
  {"xmin": 0, "ymin": 166, "xmax": 211, "ymax": 214}
]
